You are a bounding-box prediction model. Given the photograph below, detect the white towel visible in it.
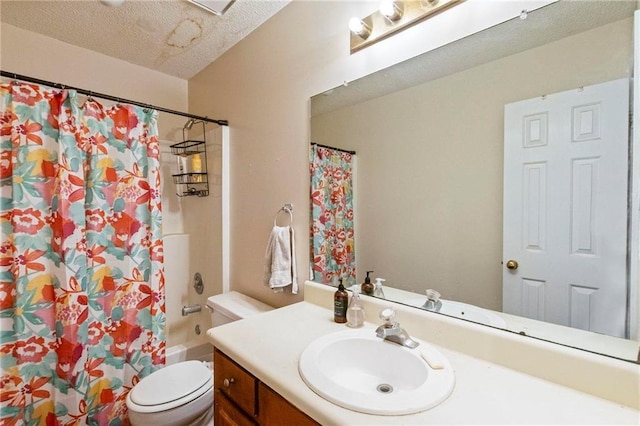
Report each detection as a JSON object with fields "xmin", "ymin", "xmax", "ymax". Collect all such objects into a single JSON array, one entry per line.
[{"xmin": 263, "ymin": 225, "xmax": 298, "ymax": 294}]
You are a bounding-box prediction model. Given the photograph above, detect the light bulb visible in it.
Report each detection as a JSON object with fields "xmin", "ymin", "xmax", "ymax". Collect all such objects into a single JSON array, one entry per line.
[
  {"xmin": 349, "ymin": 18, "xmax": 364, "ymax": 34},
  {"xmin": 380, "ymin": 1, "xmax": 403, "ymax": 22},
  {"xmin": 349, "ymin": 17, "xmax": 371, "ymax": 39}
]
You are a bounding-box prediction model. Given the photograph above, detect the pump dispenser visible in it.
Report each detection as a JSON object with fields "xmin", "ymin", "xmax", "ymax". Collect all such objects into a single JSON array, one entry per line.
[
  {"xmin": 373, "ymin": 278, "xmax": 386, "ymax": 299},
  {"xmin": 361, "ymin": 270, "xmax": 374, "ymax": 296},
  {"xmin": 347, "ymin": 285, "xmax": 365, "ymax": 328},
  {"xmin": 334, "ymin": 279, "xmax": 348, "ymax": 323}
]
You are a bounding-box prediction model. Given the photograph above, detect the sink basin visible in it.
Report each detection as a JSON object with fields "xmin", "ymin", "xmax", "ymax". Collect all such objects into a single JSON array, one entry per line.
[
  {"xmin": 403, "ymin": 298, "xmax": 507, "ymax": 328},
  {"xmin": 298, "ymin": 329, "xmax": 455, "ymax": 415}
]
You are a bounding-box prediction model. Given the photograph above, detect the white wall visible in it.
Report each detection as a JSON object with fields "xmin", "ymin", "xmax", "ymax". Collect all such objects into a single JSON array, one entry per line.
[
  {"xmin": 0, "ymin": 23, "xmax": 222, "ymax": 347},
  {"xmin": 188, "ymin": 0, "xmax": 552, "ymax": 308}
]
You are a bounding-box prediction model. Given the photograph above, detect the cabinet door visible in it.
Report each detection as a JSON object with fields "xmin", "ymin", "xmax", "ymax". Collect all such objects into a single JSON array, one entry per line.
[
  {"xmin": 214, "ymin": 389, "xmax": 257, "ymax": 426},
  {"xmin": 257, "ymin": 383, "xmax": 319, "ymax": 426},
  {"xmin": 214, "ymin": 349, "xmax": 257, "ymax": 416}
]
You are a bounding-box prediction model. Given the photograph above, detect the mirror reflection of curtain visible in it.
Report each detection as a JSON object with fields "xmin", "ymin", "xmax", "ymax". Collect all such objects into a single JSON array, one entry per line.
[
  {"xmin": 310, "ymin": 144, "xmax": 355, "ymax": 285},
  {"xmin": 0, "ymin": 82, "xmax": 165, "ymax": 424}
]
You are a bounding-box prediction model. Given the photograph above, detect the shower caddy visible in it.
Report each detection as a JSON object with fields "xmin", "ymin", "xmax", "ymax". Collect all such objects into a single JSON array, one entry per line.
[{"xmin": 170, "ymin": 120, "xmax": 209, "ymax": 197}]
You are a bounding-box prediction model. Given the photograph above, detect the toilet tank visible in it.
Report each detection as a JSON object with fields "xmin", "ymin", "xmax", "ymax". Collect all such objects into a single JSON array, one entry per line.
[{"xmin": 206, "ymin": 291, "xmax": 273, "ymax": 327}]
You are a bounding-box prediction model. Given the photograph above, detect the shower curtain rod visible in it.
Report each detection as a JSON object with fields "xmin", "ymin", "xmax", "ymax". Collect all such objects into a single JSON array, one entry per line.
[
  {"xmin": 311, "ymin": 142, "xmax": 356, "ymax": 155},
  {"xmin": 1, "ymin": 70, "xmax": 228, "ymax": 126}
]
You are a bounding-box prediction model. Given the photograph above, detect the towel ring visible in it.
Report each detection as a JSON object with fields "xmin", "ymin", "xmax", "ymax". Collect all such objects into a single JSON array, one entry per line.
[{"xmin": 273, "ymin": 206, "xmax": 293, "ymax": 227}]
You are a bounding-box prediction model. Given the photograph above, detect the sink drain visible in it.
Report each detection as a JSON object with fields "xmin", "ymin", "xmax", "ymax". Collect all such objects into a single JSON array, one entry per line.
[{"xmin": 376, "ymin": 383, "xmax": 393, "ymax": 394}]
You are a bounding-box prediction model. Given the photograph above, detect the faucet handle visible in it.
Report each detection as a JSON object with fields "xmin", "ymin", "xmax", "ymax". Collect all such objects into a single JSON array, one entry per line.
[
  {"xmin": 379, "ymin": 307, "xmax": 396, "ymax": 325},
  {"xmin": 425, "ymin": 289, "xmax": 441, "ymax": 302}
]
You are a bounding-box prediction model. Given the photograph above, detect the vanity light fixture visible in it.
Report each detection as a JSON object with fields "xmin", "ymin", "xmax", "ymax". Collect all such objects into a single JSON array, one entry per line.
[{"xmin": 350, "ymin": 0, "xmax": 464, "ymax": 54}]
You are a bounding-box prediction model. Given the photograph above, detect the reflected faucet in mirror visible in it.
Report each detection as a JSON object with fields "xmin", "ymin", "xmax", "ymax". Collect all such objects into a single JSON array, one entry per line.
[{"xmin": 422, "ymin": 290, "xmax": 442, "ymax": 313}]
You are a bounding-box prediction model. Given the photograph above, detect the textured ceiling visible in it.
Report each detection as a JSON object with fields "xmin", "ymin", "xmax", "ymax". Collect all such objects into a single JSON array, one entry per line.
[
  {"xmin": 312, "ymin": 0, "xmax": 637, "ymax": 116},
  {"xmin": 0, "ymin": 0, "xmax": 290, "ymax": 79}
]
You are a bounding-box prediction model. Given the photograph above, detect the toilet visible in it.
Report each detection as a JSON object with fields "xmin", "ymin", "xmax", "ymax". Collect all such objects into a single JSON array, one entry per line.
[{"xmin": 126, "ymin": 291, "xmax": 274, "ymax": 426}]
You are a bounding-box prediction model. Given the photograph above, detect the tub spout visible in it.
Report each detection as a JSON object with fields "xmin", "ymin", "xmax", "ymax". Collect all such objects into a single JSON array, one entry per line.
[{"xmin": 182, "ymin": 304, "xmax": 202, "ymax": 316}]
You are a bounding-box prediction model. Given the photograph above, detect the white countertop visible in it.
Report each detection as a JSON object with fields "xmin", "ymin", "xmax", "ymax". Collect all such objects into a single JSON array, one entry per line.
[{"xmin": 207, "ymin": 301, "xmax": 640, "ymax": 425}]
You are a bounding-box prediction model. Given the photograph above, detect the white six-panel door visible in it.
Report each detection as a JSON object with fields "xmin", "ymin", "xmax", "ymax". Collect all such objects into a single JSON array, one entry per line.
[{"xmin": 503, "ymin": 78, "xmax": 629, "ymax": 338}]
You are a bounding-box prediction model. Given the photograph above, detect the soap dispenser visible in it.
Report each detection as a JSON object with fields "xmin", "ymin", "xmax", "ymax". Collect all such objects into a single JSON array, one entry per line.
[
  {"xmin": 373, "ymin": 278, "xmax": 386, "ymax": 299},
  {"xmin": 361, "ymin": 270, "xmax": 374, "ymax": 296},
  {"xmin": 346, "ymin": 285, "xmax": 365, "ymax": 328},
  {"xmin": 334, "ymin": 279, "xmax": 348, "ymax": 323}
]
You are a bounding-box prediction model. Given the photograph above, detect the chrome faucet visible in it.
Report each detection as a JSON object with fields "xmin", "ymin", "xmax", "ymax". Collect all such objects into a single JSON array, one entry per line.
[
  {"xmin": 422, "ymin": 289, "xmax": 442, "ymax": 312},
  {"xmin": 375, "ymin": 307, "xmax": 419, "ymax": 349},
  {"xmin": 182, "ymin": 304, "xmax": 202, "ymax": 316}
]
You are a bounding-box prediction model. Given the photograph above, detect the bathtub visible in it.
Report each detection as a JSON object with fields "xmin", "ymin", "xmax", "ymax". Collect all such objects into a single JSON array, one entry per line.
[{"xmin": 165, "ymin": 339, "xmax": 214, "ymax": 365}]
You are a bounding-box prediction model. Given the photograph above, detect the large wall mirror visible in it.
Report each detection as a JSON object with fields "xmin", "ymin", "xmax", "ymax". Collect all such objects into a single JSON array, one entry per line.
[{"xmin": 310, "ymin": 0, "xmax": 639, "ymax": 363}]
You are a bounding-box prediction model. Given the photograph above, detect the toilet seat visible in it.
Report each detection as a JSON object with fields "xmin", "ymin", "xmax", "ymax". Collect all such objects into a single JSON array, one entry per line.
[{"xmin": 127, "ymin": 360, "xmax": 213, "ymax": 413}]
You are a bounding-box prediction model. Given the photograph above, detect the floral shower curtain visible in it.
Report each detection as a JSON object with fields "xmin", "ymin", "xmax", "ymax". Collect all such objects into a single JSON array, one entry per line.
[
  {"xmin": 310, "ymin": 144, "xmax": 355, "ymax": 285},
  {"xmin": 0, "ymin": 82, "xmax": 165, "ymax": 425}
]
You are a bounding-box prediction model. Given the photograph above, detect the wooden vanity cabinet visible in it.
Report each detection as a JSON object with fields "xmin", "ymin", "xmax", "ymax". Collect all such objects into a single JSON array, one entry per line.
[
  {"xmin": 214, "ymin": 348, "xmax": 257, "ymax": 417},
  {"xmin": 215, "ymin": 389, "xmax": 256, "ymax": 426},
  {"xmin": 257, "ymin": 382, "xmax": 320, "ymax": 426},
  {"xmin": 214, "ymin": 349, "xmax": 319, "ymax": 426}
]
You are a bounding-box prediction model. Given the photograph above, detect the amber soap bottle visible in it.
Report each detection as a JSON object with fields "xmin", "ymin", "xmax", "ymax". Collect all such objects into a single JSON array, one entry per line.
[
  {"xmin": 334, "ymin": 280, "xmax": 348, "ymax": 323},
  {"xmin": 361, "ymin": 270, "xmax": 374, "ymax": 296}
]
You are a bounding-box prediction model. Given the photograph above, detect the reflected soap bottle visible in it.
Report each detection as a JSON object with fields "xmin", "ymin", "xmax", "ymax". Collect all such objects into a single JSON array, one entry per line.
[
  {"xmin": 346, "ymin": 285, "xmax": 365, "ymax": 328},
  {"xmin": 373, "ymin": 278, "xmax": 386, "ymax": 299},
  {"xmin": 361, "ymin": 270, "xmax": 374, "ymax": 296}
]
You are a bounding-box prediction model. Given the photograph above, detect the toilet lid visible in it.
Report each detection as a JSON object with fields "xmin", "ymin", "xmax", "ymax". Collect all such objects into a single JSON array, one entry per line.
[
  {"xmin": 206, "ymin": 291, "xmax": 273, "ymax": 321},
  {"xmin": 130, "ymin": 360, "xmax": 212, "ymax": 406}
]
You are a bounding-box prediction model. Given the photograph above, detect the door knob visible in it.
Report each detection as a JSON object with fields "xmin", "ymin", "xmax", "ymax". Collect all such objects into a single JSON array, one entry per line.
[{"xmin": 506, "ymin": 260, "xmax": 519, "ymax": 270}]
